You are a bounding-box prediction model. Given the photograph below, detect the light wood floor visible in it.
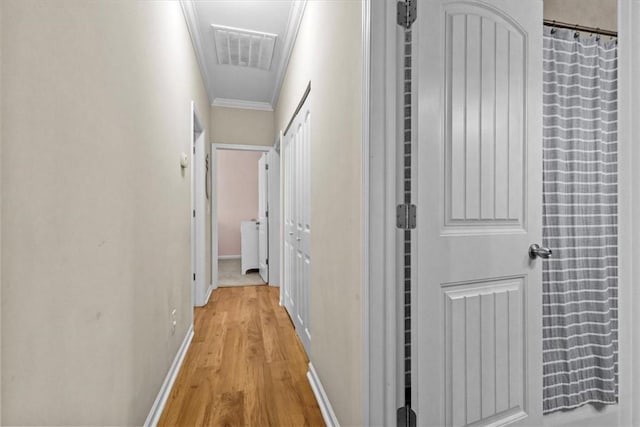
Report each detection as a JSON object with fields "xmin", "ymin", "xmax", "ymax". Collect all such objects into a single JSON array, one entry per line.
[{"xmin": 158, "ymin": 286, "xmax": 325, "ymax": 426}]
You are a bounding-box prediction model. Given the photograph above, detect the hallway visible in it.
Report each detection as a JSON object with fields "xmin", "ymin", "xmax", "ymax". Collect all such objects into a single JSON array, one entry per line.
[{"xmin": 158, "ymin": 286, "xmax": 324, "ymax": 426}]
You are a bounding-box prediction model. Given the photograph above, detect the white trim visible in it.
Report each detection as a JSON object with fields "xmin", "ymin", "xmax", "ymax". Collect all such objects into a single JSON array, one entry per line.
[
  {"xmin": 271, "ymin": 0, "xmax": 307, "ymax": 108},
  {"xmin": 204, "ymin": 285, "xmax": 214, "ymax": 306},
  {"xmin": 278, "ymin": 131, "xmax": 285, "ymax": 307},
  {"xmin": 267, "ymin": 146, "xmax": 281, "ymax": 287},
  {"xmin": 212, "ymin": 98, "xmax": 274, "ymax": 112},
  {"xmin": 210, "ymin": 142, "xmax": 218, "ymax": 295},
  {"xmin": 367, "ymin": 1, "xmax": 398, "ymax": 425},
  {"xmin": 307, "ymin": 363, "xmax": 340, "ymax": 427},
  {"xmin": 210, "ymin": 24, "xmax": 278, "ymax": 39},
  {"xmin": 213, "ymin": 143, "xmax": 271, "ymax": 152},
  {"xmin": 190, "ymin": 102, "xmax": 197, "ymax": 308},
  {"xmin": 144, "ymin": 324, "xmax": 194, "ymax": 427},
  {"xmin": 361, "ymin": 0, "xmax": 371, "ymax": 425},
  {"xmin": 211, "ymin": 143, "xmax": 219, "ymax": 297},
  {"xmin": 618, "ymin": 1, "xmax": 636, "ymax": 425},
  {"xmin": 179, "ymin": 1, "xmax": 214, "ymax": 104},
  {"xmin": 211, "ymin": 143, "xmax": 275, "ymax": 299}
]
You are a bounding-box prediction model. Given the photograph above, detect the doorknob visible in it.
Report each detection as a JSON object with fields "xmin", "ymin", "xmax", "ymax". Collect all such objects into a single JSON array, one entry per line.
[
  {"xmin": 529, "ymin": 243, "xmax": 552, "ymax": 259},
  {"xmin": 289, "ymin": 232, "xmax": 294, "ymax": 236}
]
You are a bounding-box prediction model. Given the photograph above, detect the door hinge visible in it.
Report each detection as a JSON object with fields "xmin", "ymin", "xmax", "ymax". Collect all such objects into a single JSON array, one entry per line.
[
  {"xmin": 266, "ymin": 210, "xmax": 269, "ymax": 218},
  {"xmin": 397, "ymin": 406, "xmax": 417, "ymax": 427},
  {"xmin": 193, "ymin": 273, "xmax": 196, "ymax": 281},
  {"xmin": 193, "ymin": 209, "xmax": 195, "ymax": 218},
  {"xmin": 266, "ymin": 258, "xmax": 269, "ymax": 266},
  {"xmin": 397, "ymin": 204, "xmax": 416, "ymax": 229},
  {"xmin": 397, "ymin": 0, "xmax": 416, "ymax": 29},
  {"xmin": 266, "ymin": 163, "xmax": 269, "ymax": 170}
]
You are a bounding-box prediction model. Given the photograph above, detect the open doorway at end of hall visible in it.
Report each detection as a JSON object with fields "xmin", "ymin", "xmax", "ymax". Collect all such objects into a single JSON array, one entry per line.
[{"xmin": 212, "ymin": 143, "xmax": 280, "ymax": 290}]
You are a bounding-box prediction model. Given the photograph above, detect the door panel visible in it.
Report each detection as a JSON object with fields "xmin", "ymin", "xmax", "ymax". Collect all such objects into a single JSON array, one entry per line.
[
  {"xmin": 258, "ymin": 153, "xmax": 269, "ymax": 282},
  {"xmin": 414, "ymin": 1, "xmax": 543, "ymax": 426},
  {"xmin": 283, "ymin": 95, "xmax": 311, "ymax": 355},
  {"xmin": 284, "ymin": 139, "xmax": 293, "ymax": 310}
]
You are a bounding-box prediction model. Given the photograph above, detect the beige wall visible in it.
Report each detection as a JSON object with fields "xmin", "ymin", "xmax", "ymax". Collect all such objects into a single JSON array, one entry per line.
[
  {"xmin": 275, "ymin": 2, "xmax": 363, "ymax": 425},
  {"xmin": 211, "ymin": 106, "xmax": 275, "ymax": 146},
  {"xmin": 217, "ymin": 150, "xmax": 261, "ymax": 256},
  {"xmin": 1, "ymin": 1, "xmax": 210, "ymax": 425},
  {"xmin": 544, "ymin": 0, "xmax": 617, "ymax": 31},
  {"xmin": 0, "ymin": 2, "xmax": 3, "ymax": 420}
]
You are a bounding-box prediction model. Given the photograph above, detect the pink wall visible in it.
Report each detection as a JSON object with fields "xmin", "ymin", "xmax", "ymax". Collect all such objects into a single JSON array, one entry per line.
[{"xmin": 217, "ymin": 150, "xmax": 262, "ymax": 256}]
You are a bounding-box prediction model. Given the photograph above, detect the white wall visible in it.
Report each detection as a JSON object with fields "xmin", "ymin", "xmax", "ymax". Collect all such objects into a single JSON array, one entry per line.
[
  {"xmin": 211, "ymin": 106, "xmax": 275, "ymax": 146},
  {"xmin": 275, "ymin": 2, "xmax": 363, "ymax": 425},
  {"xmin": 544, "ymin": 0, "xmax": 617, "ymax": 31},
  {"xmin": 1, "ymin": 1, "xmax": 210, "ymax": 424}
]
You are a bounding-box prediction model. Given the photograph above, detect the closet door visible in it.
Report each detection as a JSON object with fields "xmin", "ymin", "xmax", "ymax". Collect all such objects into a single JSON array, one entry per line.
[
  {"xmin": 412, "ymin": 1, "xmax": 543, "ymax": 426},
  {"xmin": 283, "ymin": 94, "xmax": 311, "ymax": 355}
]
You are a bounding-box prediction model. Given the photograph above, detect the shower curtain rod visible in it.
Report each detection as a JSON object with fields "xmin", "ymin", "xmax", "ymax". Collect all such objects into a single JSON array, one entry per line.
[{"xmin": 544, "ymin": 19, "xmax": 617, "ymax": 37}]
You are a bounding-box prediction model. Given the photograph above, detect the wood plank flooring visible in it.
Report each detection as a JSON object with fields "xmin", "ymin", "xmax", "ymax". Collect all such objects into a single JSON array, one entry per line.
[{"xmin": 158, "ymin": 286, "xmax": 325, "ymax": 427}]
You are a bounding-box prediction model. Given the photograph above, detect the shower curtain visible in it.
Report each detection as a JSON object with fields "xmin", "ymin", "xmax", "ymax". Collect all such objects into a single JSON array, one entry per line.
[{"xmin": 542, "ymin": 26, "xmax": 618, "ymax": 413}]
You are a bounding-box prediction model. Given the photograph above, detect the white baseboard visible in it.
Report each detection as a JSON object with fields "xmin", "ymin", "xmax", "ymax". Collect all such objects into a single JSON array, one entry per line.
[
  {"xmin": 307, "ymin": 363, "xmax": 340, "ymax": 427},
  {"xmin": 204, "ymin": 284, "xmax": 214, "ymax": 304},
  {"xmin": 144, "ymin": 324, "xmax": 194, "ymax": 427},
  {"xmin": 218, "ymin": 255, "xmax": 240, "ymax": 260}
]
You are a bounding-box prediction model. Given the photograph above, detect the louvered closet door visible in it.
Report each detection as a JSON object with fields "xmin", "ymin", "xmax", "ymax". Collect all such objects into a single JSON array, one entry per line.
[
  {"xmin": 413, "ymin": 1, "xmax": 543, "ymax": 425},
  {"xmin": 283, "ymin": 94, "xmax": 311, "ymax": 355}
]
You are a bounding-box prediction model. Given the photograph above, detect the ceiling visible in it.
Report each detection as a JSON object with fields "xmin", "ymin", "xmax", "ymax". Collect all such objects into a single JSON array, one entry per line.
[{"xmin": 181, "ymin": 1, "xmax": 306, "ymax": 111}]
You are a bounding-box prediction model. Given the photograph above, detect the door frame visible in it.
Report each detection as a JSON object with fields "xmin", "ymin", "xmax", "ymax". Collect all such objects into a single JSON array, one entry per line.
[
  {"xmin": 280, "ymin": 89, "xmax": 312, "ymax": 356},
  {"xmin": 617, "ymin": 1, "xmax": 637, "ymax": 425},
  {"xmin": 211, "ymin": 143, "xmax": 272, "ymax": 291},
  {"xmin": 258, "ymin": 152, "xmax": 270, "ymax": 283},
  {"xmin": 364, "ymin": 0, "xmax": 401, "ymax": 424},
  {"xmin": 364, "ymin": 1, "xmax": 638, "ymax": 425},
  {"xmin": 191, "ymin": 101, "xmax": 208, "ymax": 307}
]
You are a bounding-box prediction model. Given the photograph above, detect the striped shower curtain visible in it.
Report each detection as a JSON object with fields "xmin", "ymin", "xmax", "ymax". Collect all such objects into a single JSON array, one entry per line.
[{"xmin": 542, "ymin": 27, "xmax": 618, "ymax": 413}]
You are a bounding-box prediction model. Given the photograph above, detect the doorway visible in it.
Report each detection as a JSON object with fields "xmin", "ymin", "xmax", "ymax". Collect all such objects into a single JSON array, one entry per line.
[
  {"xmin": 191, "ymin": 101, "xmax": 209, "ymax": 307},
  {"xmin": 212, "ymin": 144, "xmax": 279, "ymax": 289},
  {"xmin": 367, "ymin": 0, "xmax": 632, "ymax": 426}
]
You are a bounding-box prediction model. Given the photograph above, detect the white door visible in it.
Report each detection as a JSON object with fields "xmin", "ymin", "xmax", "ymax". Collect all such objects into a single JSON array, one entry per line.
[
  {"xmin": 413, "ymin": 1, "xmax": 543, "ymax": 426},
  {"xmin": 283, "ymin": 94, "xmax": 311, "ymax": 355},
  {"xmin": 258, "ymin": 153, "xmax": 269, "ymax": 282},
  {"xmin": 268, "ymin": 147, "xmax": 281, "ymax": 286},
  {"xmin": 193, "ymin": 131, "xmax": 207, "ymax": 306}
]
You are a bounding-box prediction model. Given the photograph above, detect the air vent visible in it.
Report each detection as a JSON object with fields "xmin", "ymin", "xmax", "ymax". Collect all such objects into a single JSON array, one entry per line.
[{"xmin": 212, "ymin": 25, "xmax": 277, "ymax": 71}]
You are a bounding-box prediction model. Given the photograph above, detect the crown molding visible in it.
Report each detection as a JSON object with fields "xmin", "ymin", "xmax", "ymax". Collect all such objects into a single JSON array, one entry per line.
[
  {"xmin": 180, "ymin": 1, "xmax": 215, "ymax": 104},
  {"xmin": 212, "ymin": 98, "xmax": 274, "ymax": 112},
  {"xmin": 270, "ymin": 0, "xmax": 307, "ymax": 109}
]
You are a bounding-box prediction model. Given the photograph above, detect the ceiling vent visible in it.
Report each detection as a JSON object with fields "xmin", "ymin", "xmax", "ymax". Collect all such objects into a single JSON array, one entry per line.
[{"xmin": 212, "ymin": 25, "xmax": 277, "ymax": 71}]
